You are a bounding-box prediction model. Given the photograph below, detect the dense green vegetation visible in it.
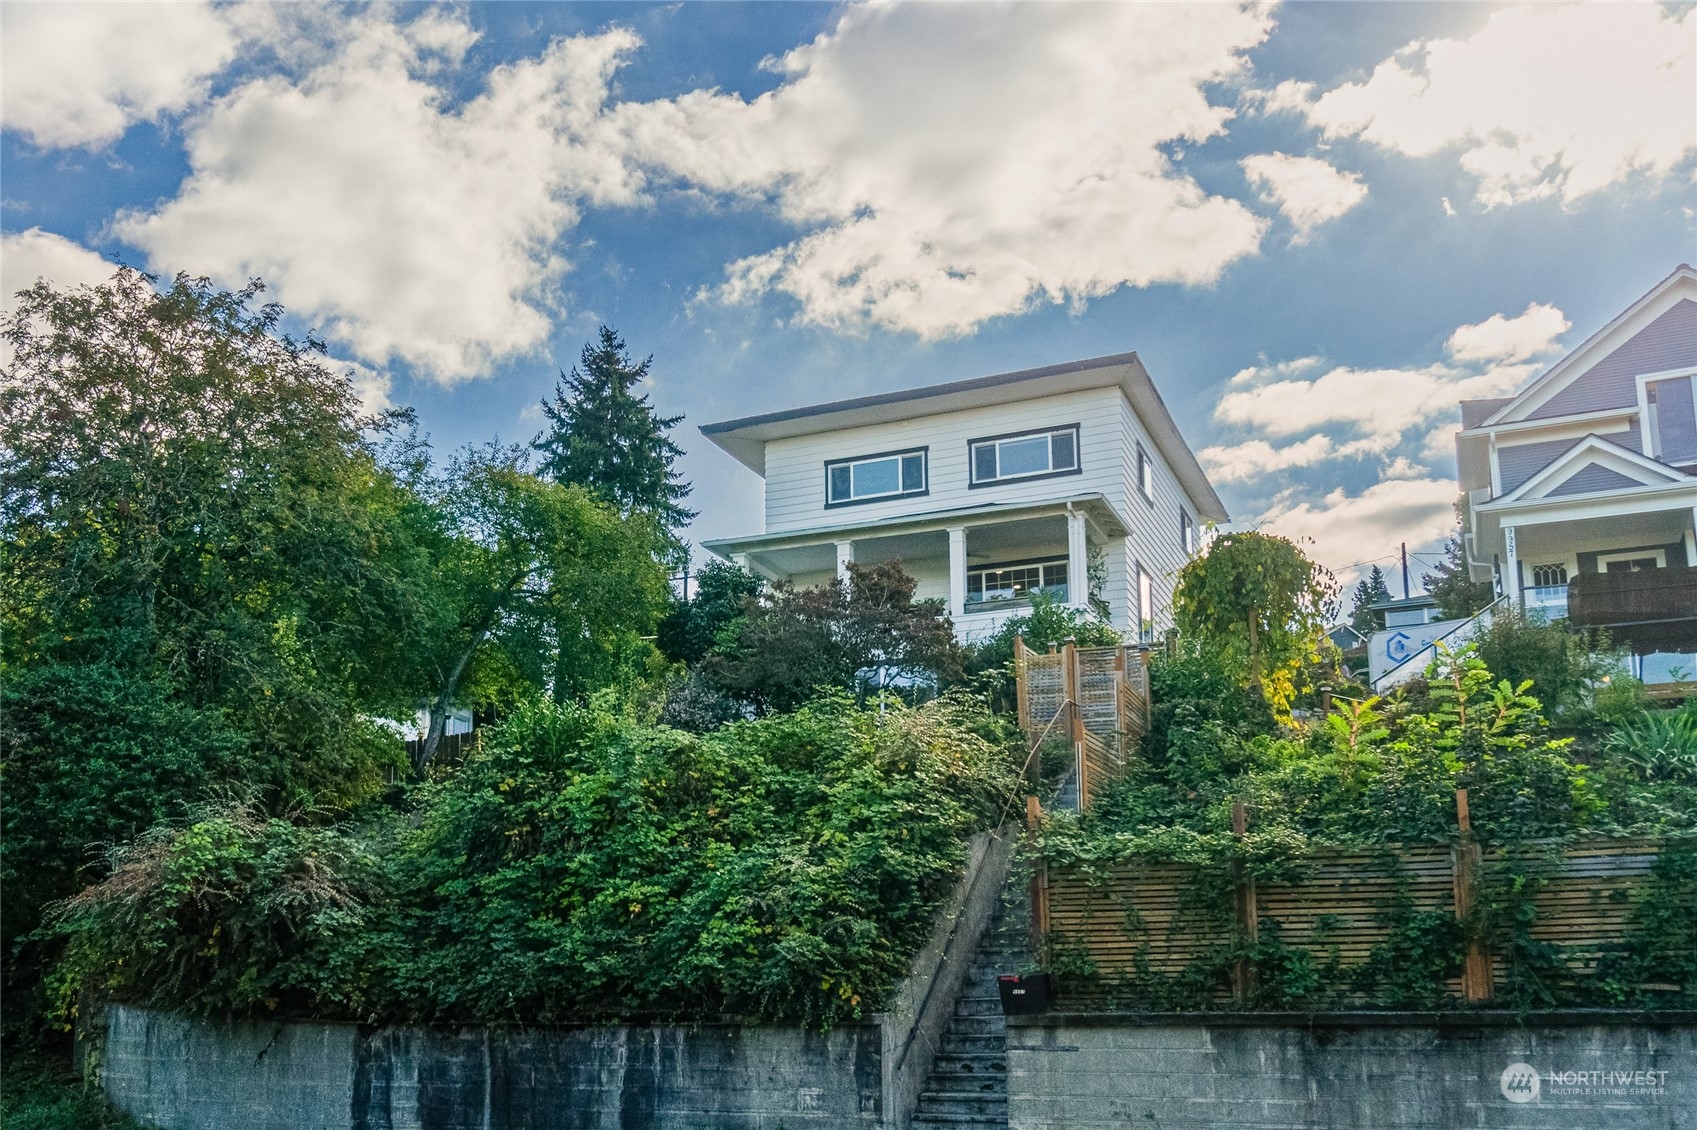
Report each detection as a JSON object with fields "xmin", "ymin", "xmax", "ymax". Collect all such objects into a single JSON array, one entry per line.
[
  {"xmin": 51, "ymin": 695, "xmax": 1018, "ymax": 1029},
  {"xmin": 1034, "ymin": 640, "xmax": 1697, "ymax": 1011}
]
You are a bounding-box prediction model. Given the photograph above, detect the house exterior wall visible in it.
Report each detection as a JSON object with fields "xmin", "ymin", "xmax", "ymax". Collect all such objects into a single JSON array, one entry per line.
[
  {"xmin": 761, "ymin": 386, "xmax": 1130, "ymax": 533},
  {"xmin": 1118, "ymin": 395, "xmax": 1193, "ymax": 639},
  {"xmin": 749, "ymin": 382, "xmax": 1205, "ymax": 640}
]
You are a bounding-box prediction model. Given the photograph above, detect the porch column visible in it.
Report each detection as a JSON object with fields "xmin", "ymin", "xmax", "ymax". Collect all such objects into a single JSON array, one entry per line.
[
  {"xmin": 947, "ymin": 526, "xmax": 967, "ymax": 620},
  {"xmin": 1503, "ymin": 526, "xmax": 1522, "ymax": 608},
  {"xmin": 1066, "ymin": 508, "xmax": 1089, "ymax": 608},
  {"xmin": 731, "ymin": 552, "xmax": 752, "ymax": 571},
  {"xmin": 1686, "ymin": 509, "xmax": 1697, "ymax": 567},
  {"xmin": 835, "ymin": 540, "xmax": 854, "ymax": 581}
]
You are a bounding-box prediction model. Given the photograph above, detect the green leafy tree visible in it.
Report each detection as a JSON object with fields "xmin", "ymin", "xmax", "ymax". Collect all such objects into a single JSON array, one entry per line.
[
  {"xmin": 1173, "ymin": 531, "xmax": 1338, "ymax": 716},
  {"xmin": 534, "ymin": 326, "xmax": 694, "ymax": 536},
  {"xmin": 1349, "ymin": 565, "xmax": 1393, "ymax": 635},
  {"xmin": 1423, "ymin": 504, "xmax": 1496, "ymax": 619},
  {"xmin": 414, "ymin": 446, "xmax": 672, "ymax": 768},
  {"xmin": 704, "ymin": 561, "xmax": 965, "ymax": 713},
  {"xmin": 1, "ymin": 268, "xmax": 438, "ymax": 1036},
  {"xmin": 656, "ymin": 560, "xmax": 762, "ymax": 665}
]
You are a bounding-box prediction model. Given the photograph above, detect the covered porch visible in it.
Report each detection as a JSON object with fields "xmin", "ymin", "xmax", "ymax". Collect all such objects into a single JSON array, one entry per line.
[
  {"xmin": 703, "ymin": 495, "xmax": 1131, "ymax": 642},
  {"xmin": 1475, "ymin": 489, "xmax": 1697, "ymax": 683}
]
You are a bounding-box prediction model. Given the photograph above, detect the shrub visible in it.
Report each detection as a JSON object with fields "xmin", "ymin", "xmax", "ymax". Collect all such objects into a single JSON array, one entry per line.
[
  {"xmin": 53, "ymin": 694, "xmax": 1020, "ymax": 1029},
  {"xmin": 1603, "ymin": 703, "xmax": 1697, "ymax": 782}
]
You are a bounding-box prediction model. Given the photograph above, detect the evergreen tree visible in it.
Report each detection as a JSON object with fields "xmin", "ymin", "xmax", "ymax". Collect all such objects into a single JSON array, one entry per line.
[
  {"xmin": 535, "ymin": 327, "xmax": 695, "ymax": 535},
  {"xmin": 1423, "ymin": 526, "xmax": 1497, "ymax": 620},
  {"xmin": 1349, "ymin": 565, "xmax": 1393, "ymax": 635}
]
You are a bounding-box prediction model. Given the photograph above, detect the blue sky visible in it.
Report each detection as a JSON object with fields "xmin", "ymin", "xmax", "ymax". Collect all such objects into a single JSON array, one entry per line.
[{"xmin": 3, "ymin": 2, "xmax": 1694, "ymax": 586}]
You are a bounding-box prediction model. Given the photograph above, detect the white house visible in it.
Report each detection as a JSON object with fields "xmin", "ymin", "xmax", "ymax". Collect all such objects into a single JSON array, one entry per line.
[
  {"xmin": 1456, "ymin": 264, "xmax": 1697, "ymax": 686},
  {"xmin": 699, "ymin": 353, "xmax": 1227, "ymax": 643}
]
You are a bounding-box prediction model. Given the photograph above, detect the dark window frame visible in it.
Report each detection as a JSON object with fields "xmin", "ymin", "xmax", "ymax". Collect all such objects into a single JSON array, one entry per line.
[
  {"xmin": 1136, "ymin": 444, "xmax": 1154, "ymax": 503},
  {"xmin": 1180, "ymin": 509, "xmax": 1195, "ymax": 556},
  {"xmin": 823, "ymin": 446, "xmax": 930, "ymax": 509},
  {"xmin": 965, "ymin": 423, "xmax": 1084, "ymax": 489}
]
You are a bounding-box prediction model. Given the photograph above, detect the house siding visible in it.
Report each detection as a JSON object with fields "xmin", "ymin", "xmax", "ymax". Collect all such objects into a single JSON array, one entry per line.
[
  {"xmin": 1546, "ymin": 464, "xmax": 1647, "ymax": 497},
  {"xmin": 1117, "ymin": 396, "xmax": 1194, "ymax": 639},
  {"xmin": 761, "ymin": 387, "xmax": 1130, "ymax": 533},
  {"xmin": 1530, "ymin": 298, "xmax": 1697, "ymax": 419},
  {"xmin": 1498, "ymin": 438, "xmax": 1580, "ymax": 495}
]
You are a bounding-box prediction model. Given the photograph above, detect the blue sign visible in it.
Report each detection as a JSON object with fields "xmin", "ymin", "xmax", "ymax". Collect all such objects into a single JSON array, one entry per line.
[{"xmin": 1384, "ymin": 631, "xmax": 1412, "ymax": 664}]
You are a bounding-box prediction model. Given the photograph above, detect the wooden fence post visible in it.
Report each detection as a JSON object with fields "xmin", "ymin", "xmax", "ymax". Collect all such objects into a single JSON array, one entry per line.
[
  {"xmin": 1453, "ymin": 788, "xmax": 1494, "ymax": 1002},
  {"xmin": 1014, "ymin": 635, "xmax": 1030, "ymax": 731},
  {"xmin": 1231, "ymin": 800, "xmax": 1259, "ymax": 1003},
  {"xmin": 1027, "ymin": 796, "xmax": 1050, "ymax": 962}
]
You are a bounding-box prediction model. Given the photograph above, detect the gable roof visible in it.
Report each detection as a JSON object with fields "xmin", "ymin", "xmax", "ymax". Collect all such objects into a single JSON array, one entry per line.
[
  {"xmin": 700, "ymin": 352, "xmax": 1228, "ymax": 522},
  {"xmin": 1495, "ymin": 433, "xmax": 1689, "ymax": 504},
  {"xmin": 1483, "ymin": 264, "xmax": 1697, "ymax": 426}
]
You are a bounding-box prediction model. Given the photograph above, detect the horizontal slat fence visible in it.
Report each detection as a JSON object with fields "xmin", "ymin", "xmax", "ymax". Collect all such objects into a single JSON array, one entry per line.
[{"xmin": 1043, "ymin": 832, "xmax": 1679, "ymax": 1011}]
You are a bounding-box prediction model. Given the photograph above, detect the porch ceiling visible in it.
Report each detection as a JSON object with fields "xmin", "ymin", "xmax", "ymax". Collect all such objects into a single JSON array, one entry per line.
[{"xmin": 1513, "ymin": 509, "xmax": 1693, "ymax": 558}]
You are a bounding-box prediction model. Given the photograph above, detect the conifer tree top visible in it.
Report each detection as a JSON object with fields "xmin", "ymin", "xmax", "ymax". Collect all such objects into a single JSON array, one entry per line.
[{"xmin": 534, "ymin": 326, "xmax": 695, "ymax": 534}]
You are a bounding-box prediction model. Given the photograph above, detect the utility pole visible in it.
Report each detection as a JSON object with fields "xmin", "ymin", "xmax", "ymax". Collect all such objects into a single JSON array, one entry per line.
[{"xmin": 1401, "ymin": 542, "xmax": 1410, "ymax": 599}]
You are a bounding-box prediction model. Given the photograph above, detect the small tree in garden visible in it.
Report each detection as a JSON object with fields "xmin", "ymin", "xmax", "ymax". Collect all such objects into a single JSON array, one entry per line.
[
  {"xmin": 657, "ymin": 559, "xmax": 762, "ymax": 665},
  {"xmin": 704, "ymin": 561, "xmax": 964, "ymax": 713},
  {"xmin": 1173, "ymin": 531, "xmax": 1337, "ymax": 716}
]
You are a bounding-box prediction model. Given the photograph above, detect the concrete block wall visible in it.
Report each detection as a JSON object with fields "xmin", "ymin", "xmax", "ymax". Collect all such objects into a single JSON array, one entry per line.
[{"xmin": 1005, "ymin": 1012, "xmax": 1697, "ymax": 1130}]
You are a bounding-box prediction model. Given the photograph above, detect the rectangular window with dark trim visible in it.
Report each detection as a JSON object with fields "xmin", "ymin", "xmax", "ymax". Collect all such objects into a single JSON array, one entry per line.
[
  {"xmin": 1180, "ymin": 510, "xmax": 1196, "ymax": 556},
  {"xmin": 1136, "ymin": 444, "xmax": 1153, "ymax": 501},
  {"xmin": 825, "ymin": 448, "xmax": 927, "ymax": 507},
  {"xmin": 968, "ymin": 425, "xmax": 1081, "ymax": 487}
]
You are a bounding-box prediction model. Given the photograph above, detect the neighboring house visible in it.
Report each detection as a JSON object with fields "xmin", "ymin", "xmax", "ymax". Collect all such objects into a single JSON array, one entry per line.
[
  {"xmin": 1370, "ymin": 593, "xmax": 1442, "ymax": 629},
  {"xmin": 1456, "ymin": 264, "xmax": 1697, "ymax": 685},
  {"xmin": 699, "ymin": 353, "xmax": 1227, "ymax": 643}
]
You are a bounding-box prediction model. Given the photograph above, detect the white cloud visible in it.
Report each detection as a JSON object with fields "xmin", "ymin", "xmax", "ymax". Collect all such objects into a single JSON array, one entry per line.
[
  {"xmin": 1275, "ymin": 3, "xmax": 1697, "ymax": 207},
  {"xmin": 1257, "ymin": 477, "xmax": 1459, "ymax": 580},
  {"xmin": 1, "ymin": 229, "xmax": 116, "ymax": 303},
  {"xmin": 1239, "ymin": 152, "xmax": 1367, "ymax": 242},
  {"xmin": 113, "ymin": 12, "xmax": 645, "ymax": 384},
  {"xmin": 618, "ymin": 3, "xmax": 1273, "ymax": 337},
  {"xmin": 1444, "ymin": 301, "xmax": 1570, "ymax": 364},
  {"xmin": 0, "ymin": 1, "xmax": 237, "ymax": 148},
  {"xmin": 1199, "ymin": 435, "xmax": 1386, "ymax": 484}
]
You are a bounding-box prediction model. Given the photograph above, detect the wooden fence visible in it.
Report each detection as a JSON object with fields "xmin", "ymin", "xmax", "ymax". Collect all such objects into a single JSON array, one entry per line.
[
  {"xmin": 1035, "ymin": 790, "xmax": 1684, "ymax": 1009},
  {"xmin": 1014, "ymin": 638, "xmax": 1150, "ymax": 808}
]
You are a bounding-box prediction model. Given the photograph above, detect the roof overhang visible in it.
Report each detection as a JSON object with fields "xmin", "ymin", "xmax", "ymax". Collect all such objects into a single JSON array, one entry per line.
[
  {"xmin": 699, "ymin": 352, "xmax": 1228, "ymax": 524},
  {"xmin": 1482, "ymin": 265, "xmax": 1697, "ymax": 427}
]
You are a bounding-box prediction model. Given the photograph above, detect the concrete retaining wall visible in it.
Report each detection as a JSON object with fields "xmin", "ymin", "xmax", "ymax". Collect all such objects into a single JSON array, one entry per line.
[
  {"xmin": 99, "ymin": 1004, "xmax": 882, "ymax": 1129},
  {"xmin": 93, "ymin": 830, "xmax": 1016, "ymax": 1130},
  {"xmin": 1005, "ymin": 1011, "xmax": 1697, "ymax": 1130}
]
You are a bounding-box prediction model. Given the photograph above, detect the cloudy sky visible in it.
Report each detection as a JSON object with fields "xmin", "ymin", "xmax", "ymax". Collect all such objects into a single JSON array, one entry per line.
[{"xmin": 3, "ymin": 1, "xmax": 1694, "ymax": 586}]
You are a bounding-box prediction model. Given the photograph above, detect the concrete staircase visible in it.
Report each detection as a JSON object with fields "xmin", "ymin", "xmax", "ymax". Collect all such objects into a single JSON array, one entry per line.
[{"xmin": 909, "ymin": 869, "xmax": 1030, "ymax": 1129}]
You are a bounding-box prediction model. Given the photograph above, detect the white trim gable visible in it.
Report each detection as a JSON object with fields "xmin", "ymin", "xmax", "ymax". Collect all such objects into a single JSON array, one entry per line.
[
  {"xmin": 1484, "ymin": 265, "xmax": 1697, "ymax": 426},
  {"xmin": 1500, "ymin": 433, "xmax": 1687, "ymax": 504}
]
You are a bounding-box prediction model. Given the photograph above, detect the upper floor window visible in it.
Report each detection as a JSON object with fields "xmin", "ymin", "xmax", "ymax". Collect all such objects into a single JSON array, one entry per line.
[
  {"xmin": 825, "ymin": 448, "xmax": 927, "ymax": 507},
  {"xmin": 968, "ymin": 425, "xmax": 1080, "ymax": 487},
  {"xmin": 1136, "ymin": 444, "xmax": 1154, "ymax": 501},
  {"xmin": 1646, "ymin": 374, "xmax": 1697, "ymax": 464},
  {"xmin": 1180, "ymin": 509, "xmax": 1196, "ymax": 555}
]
